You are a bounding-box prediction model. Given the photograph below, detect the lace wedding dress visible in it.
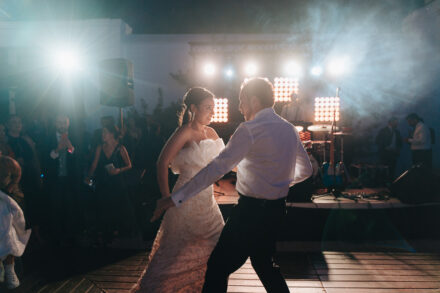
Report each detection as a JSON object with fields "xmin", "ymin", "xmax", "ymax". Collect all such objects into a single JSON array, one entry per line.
[{"xmin": 139, "ymin": 138, "xmax": 225, "ymax": 293}]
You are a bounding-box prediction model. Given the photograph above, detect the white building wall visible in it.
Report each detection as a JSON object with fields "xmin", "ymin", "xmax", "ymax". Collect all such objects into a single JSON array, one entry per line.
[{"xmin": 123, "ymin": 34, "xmax": 195, "ymax": 112}]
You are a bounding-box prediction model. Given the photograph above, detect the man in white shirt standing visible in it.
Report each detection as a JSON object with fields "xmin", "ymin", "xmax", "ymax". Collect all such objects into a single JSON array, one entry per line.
[
  {"xmin": 375, "ymin": 117, "xmax": 402, "ymax": 181},
  {"xmin": 152, "ymin": 78, "xmax": 313, "ymax": 293},
  {"xmin": 405, "ymin": 113, "xmax": 432, "ymax": 170}
]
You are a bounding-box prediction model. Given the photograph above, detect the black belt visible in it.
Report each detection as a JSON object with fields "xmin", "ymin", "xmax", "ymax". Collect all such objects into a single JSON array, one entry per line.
[{"xmin": 238, "ymin": 193, "xmax": 286, "ymax": 208}]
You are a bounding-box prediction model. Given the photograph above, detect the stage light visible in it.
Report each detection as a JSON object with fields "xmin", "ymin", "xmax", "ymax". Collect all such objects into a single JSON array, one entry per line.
[
  {"xmin": 273, "ymin": 77, "xmax": 299, "ymax": 102},
  {"xmin": 203, "ymin": 63, "xmax": 216, "ymax": 76},
  {"xmin": 314, "ymin": 97, "xmax": 340, "ymax": 122},
  {"xmin": 225, "ymin": 68, "xmax": 234, "ymax": 78},
  {"xmin": 211, "ymin": 98, "xmax": 229, "ymax": 123},
  {"xmin": 52, "ymin": 49, "xmax": 81, "ymax": 73},
  {"xmin": 327, "ymin": 56, "xmax": 350, "ymax": 76},
  {"xmin": 285, "ymin": 61, "xmax": 301, "ymax": 77},
  {"xmin": 245, "ymin": 62, "xmax": 258, "ymax": 76},
  {"xmin": 311, "ymin": 66, "xmax": 323, "ymax": 77}
]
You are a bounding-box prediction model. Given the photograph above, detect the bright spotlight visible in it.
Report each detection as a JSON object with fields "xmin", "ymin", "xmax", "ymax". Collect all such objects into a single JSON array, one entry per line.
[
  {"xmin": 314, "ymin": 96, "xmax": 340, "ymax": 122},
  {"xmin": 225, "ymin": 68, "xmax": 234, "ymax": 78},
  {"xmin": 310, "ymin": 66, "xmax": 323, "ymax": 77},
  {"xmin": 245, "ymin": 62, "xmax": 258, "ymax": 76},
  {"xmin": 53, "ymin": 49, "xmax": 81, "ymax": 73},
  {"xmin": 273, "ymin": 77, "xmax": 299, "ymax": 102},
  {"xmin": 285, "ymin": 61, "xmax": 301, "ymax": 77},
  {"xmin": 211, "ymin": 98, "xmax": 229, "ymax": 123},
  {"xmin": 327, "ymin": 56, "xmax": 350, "ymax": 76},
  {"xmin": 203, "ymin": 63, "xmax": 216, "ymax": 76}
]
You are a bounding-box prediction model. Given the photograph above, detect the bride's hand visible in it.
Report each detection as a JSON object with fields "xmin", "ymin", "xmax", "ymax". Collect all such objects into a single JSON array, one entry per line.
[{"xmin": 151, "ymin": 197, "xmax": 175, "ymax": 222}]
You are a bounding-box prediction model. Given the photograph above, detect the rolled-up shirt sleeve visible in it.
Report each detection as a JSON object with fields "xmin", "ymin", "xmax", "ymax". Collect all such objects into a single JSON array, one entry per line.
[
  {"xmin": 171, "ymin": 124, "xmax": 253, "ymax": 207},
  {"xmin": 291, "ymin": 139, "xmax": 313, "ymax": 185}
]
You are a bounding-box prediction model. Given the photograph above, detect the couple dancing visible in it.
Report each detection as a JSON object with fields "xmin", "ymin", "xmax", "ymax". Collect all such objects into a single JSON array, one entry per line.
[{"xmin": 139, "ymin": 78, "xmax": 312, "ymax": 293}]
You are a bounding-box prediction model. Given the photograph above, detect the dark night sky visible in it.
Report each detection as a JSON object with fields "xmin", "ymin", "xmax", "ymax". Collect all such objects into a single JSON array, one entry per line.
[{"xmin": 0, "ymin": 0, "xmax": 427, "ymax": 34}]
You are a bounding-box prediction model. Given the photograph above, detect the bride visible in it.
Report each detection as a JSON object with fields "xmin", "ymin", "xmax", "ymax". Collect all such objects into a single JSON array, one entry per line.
[{"xmin": 138, "ymin": 87, "xmax": 225, "ymax": 292}]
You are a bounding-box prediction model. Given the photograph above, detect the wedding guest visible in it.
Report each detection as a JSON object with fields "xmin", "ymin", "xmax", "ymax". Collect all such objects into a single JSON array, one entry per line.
[
  {"xmin": 405, "ymin": 113, "xmax": 432, "ymax": 170},
  {"xmin": 6, "ymin": 115, "xmax": 43, "ymax": 241},
  {"xmin": 0, "ymin": 123, "xmax": 14, "ymax": 157},
  {"xmin": 44, "ymin": 115, "xmax": 81, "ymax": 242},
  {"xmin": 0, "ymin": 156, "xmax": 31, "ymax": 289},
  {"xmin": 86, "ymin": 125, "xmax": 137, "ymax": 243},
  {"xmin": 375, "ymin": 117, "xmax": 402, "ymax": 181},
  {"xmin": 90, "ymin": 116, "xmax": 116, "ymax": 154}
]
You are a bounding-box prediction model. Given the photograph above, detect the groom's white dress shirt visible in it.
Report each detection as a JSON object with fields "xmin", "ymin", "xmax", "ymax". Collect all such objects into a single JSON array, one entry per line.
[{"xmin": 171, "ymin": 107, "xmax": 313, "ymax": 207}]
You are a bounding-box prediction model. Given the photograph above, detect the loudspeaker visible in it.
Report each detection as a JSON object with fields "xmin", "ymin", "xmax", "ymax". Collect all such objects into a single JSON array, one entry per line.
[
  {"xmin": 391, "ymin": 164, "xmax": 436, "ymax": 204},
  {"xmin": 99, "ymin": 58, "xmax": 134, "ymax": 107}
]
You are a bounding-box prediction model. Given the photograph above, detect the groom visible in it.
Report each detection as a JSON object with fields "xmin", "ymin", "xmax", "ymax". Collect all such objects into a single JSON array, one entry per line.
[{"xmin": 152, "ymin": 77, "xmax": 312, "ymax": 293}]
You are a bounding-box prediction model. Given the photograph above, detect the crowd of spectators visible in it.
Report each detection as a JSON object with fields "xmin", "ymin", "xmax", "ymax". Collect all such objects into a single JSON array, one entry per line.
[{"xmin": 0, "ymin": 112, "xmax": 166, "ymax": 249}]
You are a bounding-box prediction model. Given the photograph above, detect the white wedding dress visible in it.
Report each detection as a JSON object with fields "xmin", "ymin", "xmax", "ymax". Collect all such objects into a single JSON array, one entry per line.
[{"xmin": 139, "ymin": 138, "xmax": 225, "ymax": 293}]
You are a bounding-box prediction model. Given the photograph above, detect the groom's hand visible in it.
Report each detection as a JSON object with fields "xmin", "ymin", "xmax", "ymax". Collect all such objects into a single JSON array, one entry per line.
[{"xmin": 150, "ymin": 197, "xmax": 176, "ymax": 222}]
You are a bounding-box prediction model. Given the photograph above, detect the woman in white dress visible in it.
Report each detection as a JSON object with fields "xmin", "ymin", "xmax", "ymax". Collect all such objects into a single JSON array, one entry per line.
[
  {"xmin": 138, "ymin": 87, "xmax": 225, "ymax": 292},
  {"xmin": 0, "ymin": 156, "xmax": 31, "ymax": 289}
]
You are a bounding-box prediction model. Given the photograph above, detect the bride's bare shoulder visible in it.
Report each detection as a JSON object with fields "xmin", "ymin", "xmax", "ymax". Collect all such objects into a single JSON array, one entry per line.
[
  {"xmin": 173, "ymin": 124, "xmax": 192, "ymax": 137},
  {"xmin": 164, "ymin": 125, "xmax": 193, "ymax": 147},
  {"xmin": 205, "ymin": 126, "xmax": 220, "ymax": 140}
]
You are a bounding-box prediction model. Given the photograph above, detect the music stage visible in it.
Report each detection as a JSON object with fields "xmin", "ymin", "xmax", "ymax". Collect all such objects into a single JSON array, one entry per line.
[{"xmin": 215, "ymin": 186, "xmax": 440, "ymax": 244}]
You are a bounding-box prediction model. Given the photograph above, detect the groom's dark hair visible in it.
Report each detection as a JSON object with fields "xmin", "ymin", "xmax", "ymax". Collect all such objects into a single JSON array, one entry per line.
[{"xmin": 240, "ymin": 78, "xmax": 274, "ymax": 108}]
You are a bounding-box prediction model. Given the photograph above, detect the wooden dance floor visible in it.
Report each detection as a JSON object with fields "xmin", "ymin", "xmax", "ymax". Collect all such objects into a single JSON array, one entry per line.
[
  {"xmin": 6, "ymin": 248, "xmax": 440, "ymax": 292},
  {"xmin": 5, "ymin": 185, "xmax": 440, "ymax": 292},
  {"xmin": 228, "ymin": 251, "xmax": 440, "ymax": 293}
]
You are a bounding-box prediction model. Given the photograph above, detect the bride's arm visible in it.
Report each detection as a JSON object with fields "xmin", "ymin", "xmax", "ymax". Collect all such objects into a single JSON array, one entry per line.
[{"xmin": 156, "ymin": 127, "xmax": 190, "ymax": 198}]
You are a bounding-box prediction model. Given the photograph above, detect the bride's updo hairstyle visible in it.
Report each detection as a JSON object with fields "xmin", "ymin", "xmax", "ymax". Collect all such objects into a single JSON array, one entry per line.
[{"xmin": 178, "ymin": 87, "xmax": 215, "ymax": 126}]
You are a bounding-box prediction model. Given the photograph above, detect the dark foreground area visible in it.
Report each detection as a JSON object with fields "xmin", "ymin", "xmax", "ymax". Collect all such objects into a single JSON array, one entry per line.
[{"xmin": 3, "ymin": 242, "xmax": 440, "ymax": 293}]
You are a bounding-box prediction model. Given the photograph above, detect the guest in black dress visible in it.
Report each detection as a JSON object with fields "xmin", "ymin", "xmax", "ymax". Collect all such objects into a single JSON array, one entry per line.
[{"xmin": 86, "ymin": 125, "xmax": 137, "ymax": 242}]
